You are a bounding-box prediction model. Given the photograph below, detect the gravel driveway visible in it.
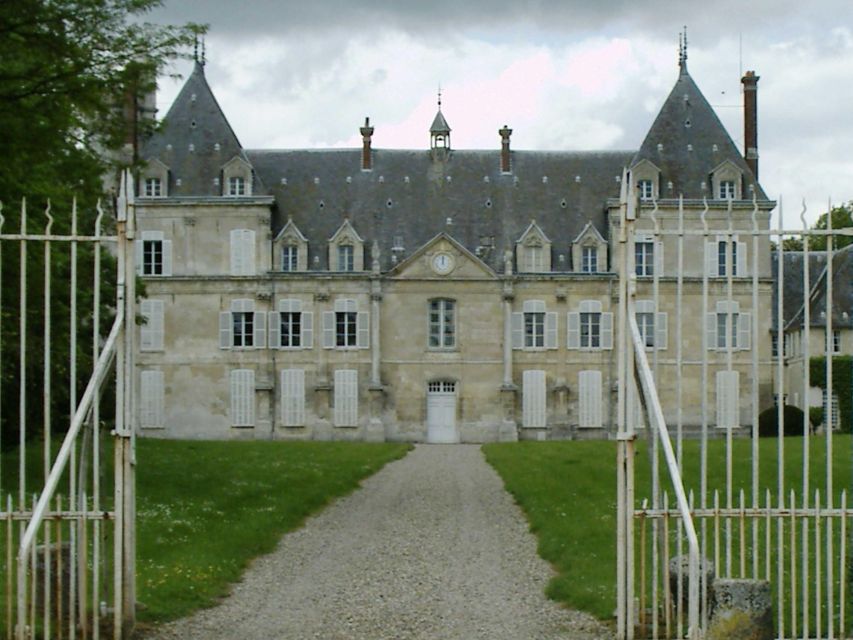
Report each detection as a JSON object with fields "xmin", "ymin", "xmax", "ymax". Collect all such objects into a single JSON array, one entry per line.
[{"xmin": 143, "ymin": 444, "xmax": 613, "ymax": 640}]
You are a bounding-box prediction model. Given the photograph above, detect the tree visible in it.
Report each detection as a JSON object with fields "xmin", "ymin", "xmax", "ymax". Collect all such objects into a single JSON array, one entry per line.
[
  {"xmin": 0, "ymin": 1, "xmax": 203, "ymax": 449},
  {"xmin": 776, "ymin": 202, "xmax": 853, "ymax": 252}
]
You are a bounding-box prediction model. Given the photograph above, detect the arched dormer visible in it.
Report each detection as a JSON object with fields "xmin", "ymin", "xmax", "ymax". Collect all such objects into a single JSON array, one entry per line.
[
  {"xmin": 710, "ymin": 159, "xmax": 743, "ymax": 201},
  {"xmin": 328, "ymin": 219, "xmax": 364, "ymax": 272},
  {"xmin": 140, "ymin": 158, "xmax": 169, "ymax": 197},
  {"xmin": 274, "ymin": 219, "xmax": 309, "ymax": 272},
  {"xmin": 630, "ymin": 159, "xmax": 661, "ymax": 201},
  {"xmin": 572, "ymin": 222, "xmax": 608, "ymax": 273},
  {"xmin": 222, "ymin": 155, "xmax": 253, "ymax": 197},
  {"xmin": 515, "ymin": 221, "xmax": 551, "ymax": 273}
]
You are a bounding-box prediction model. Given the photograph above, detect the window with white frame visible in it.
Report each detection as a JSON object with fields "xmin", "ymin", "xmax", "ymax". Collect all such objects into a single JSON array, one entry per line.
[
  {"xmin": 268, "ymin": 299, "xmax": 313, "ymax": 349},
  {"xmin": 635, "ymin": 300, "xmax": 667, "ymax": 350},
  {"xmin": 144, "ymin": 177, "xmax": 162, "ymax": 197},
  {"xmin": 230, "ymin": 229, "xmax": 255, "ymax": 276},
  {"xmin": 228, "ymin": 175, "xmax": 246, "ymax": 196},
  {"xmin": 334, "ymin": 369, "xmax": 358, "ymax": 427},
  {"xmin": 568, "ymin": 300, "xmax": 613, "ymax": 350},
  {"xmin": 772, "ymin": 333, "xmax": 778, "ymax": 358},
  {"xmin": 337, "ymin": 244, "xmax": 354, "ymax": 272},
  {"xmin": 707, "ymin": 300, "xmax": 750, "ymax": 351},
  {"xmin": 823, "ymin": 390, "xmax": 840, "ymax": 429},
  {"xmin": 635, "ymin": 240, "xmax": 654, "ymax": 276},
  {"xmin": 638, "ymin": 179, "xmax": 654, "ymax": 200},
  {"xmin": 716, "ymin": 370, "xmax": 740, "ymax": 428},
  {"xmin": 323, "ymin": 299, "xmax": 368, "ymax": 349},
  {"xmin": 831, "ymin": 329, "xmax": 841, "ymax": 354},
  {"xmin": 137, "ymin": 230, "xmax": 172, "ymax": 276},
  {"xmin": 230, "ymin": 369, "xmax": 255, "ymax": 427},
  {"xmin": 708, "ymin": 236, "xmax": 745, "ymax": 278},
  {"xmin": 512, "ymin": 300, "xmax": 557, "ymax": 350},
  {"xmin": 280, "ymin": 369, "xmax": 305, "ymax": 426},
  {"xmin": 220, "ymin": 299, "xmax": 266, "ymax": 349},
  {"xmin": 582, "ymin": 245, "xmax": 598, "ymax": 273},
  {"xmin": 140, "ymin": 299, "xmax": 164, "ymax": 351},
  {"xmin": 578, "ymin": 370, "xmax": 602, "ymax": 428},
  {"xmin": 428, "ymin": 299, "xmax": 455, "ymax": 349},
  {"xmin": 282, "ymin": 244, "xmax": 298, "ymax": 272},
  {"xmin": 525, "ymin": 244, "xmax": 544, "ymax": 272},
  {"xmin": 140, "ymin": 370, "xmax": 164, "ymax": 428},
  {"xmin": 719, "ymin": 180, "xmax": 736, "ymax": 200},
  {"xmin": 522, "ymin": 370, "xmax": 546, "ymax": 428}
]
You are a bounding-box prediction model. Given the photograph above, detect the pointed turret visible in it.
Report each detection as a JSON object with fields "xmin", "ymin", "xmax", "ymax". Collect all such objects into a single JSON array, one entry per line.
[
  {"xmin": 430, "ymin": 88, "xmax": 451, "ymax": 154},
  {"xmin": 631, "ymin": 33, "xmax": 764, "ymax": 201},
  {"xmin": 141, "ymin": 60, "xmax": 251, "ymax": 197}
]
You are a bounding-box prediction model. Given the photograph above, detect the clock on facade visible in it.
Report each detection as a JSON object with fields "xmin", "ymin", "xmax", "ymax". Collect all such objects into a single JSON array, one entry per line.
[{"xmin": 431, "ymin": 252, "xmax": 455, "ymax": 275}]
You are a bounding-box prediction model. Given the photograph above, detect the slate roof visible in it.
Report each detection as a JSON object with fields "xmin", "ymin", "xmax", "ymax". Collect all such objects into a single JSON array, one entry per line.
[
  {"xmin": 775, "ymin": 245, "xmax": 853, "ymax": 330},
  {"xmin": 632, "ymin": 64, "xmax": 767, "ymax": 201},
  {"xmin": 247, "ymin": 148, "xmax": 631, "ymax": 271},
  {"xmin": 141, "ymin": 62, "xmax": 248, "ymax": 197}
]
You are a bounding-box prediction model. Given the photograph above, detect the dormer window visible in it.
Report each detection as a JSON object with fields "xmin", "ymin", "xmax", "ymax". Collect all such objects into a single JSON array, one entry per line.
[
  {"xmin": 338, "ymin": 244, "xmax": 354, "ymax": 272},
  {"xmin": 282, "ymin": 244, "xmax": 298, "ymax": 272},
  {"xmin": 638, "ymin": 179, "xmax": 654, "ymax": 200},
  {"xmin": 710, "ymin": 160, "xmax": 743, "ymax": 201},
  {"xmin": 719, "ymin": 180, "xmax": 736, "ymax": 200},
  {"xmin": 515, "ymin": 221, "xmax": 552, "ymax": 273},
  {"xmin": 582, "ymin": 245, "xmax": 598, "ymax": 273},
  {"xmin": 525, "ymin": 243, "xmax": 544, "ymax": 272},
  {"xmin": 144, "ymin": 177, "xmax": 162, "ymax": 197},
  {"xmin": 274, "ymin": 220, "xmax": 309, "ymax": 272},
  {"xmin": 228, "ymin": 176, "xmax": 246, "ymax": 196}
]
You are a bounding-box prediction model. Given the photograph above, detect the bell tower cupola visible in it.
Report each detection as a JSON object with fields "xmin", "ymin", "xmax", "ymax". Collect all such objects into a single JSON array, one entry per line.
[{"xmin": 430, "ymin": 87, "xmax": 451, "ymax": 159}]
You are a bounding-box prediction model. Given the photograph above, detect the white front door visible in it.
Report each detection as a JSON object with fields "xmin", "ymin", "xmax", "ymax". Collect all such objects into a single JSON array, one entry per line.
[{"xmin": 426, "ymin": 381, "xmax": 458, "ymax": 443}]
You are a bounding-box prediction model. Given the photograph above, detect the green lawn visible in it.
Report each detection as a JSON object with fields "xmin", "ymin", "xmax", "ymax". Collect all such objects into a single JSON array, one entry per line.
[
  {"xmin": 1, "ymin": 438, "xmax": 410, "ymax": 630},
  {"xmin": 483, "ymin": 436, "xmax": 852, "ymax": 622}
]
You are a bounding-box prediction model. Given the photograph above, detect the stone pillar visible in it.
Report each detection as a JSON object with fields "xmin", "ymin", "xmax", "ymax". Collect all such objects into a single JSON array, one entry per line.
[
  {"xmin": 502, "ymin": 282, "xmax": 513, "ymax": 386},
  {"xmin": 371, "ymin": 281, "xmax": 381, "ymax": 386}
]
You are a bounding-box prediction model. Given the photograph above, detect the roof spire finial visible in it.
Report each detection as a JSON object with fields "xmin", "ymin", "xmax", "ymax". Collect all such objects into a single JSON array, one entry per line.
[
  {"xmin": 193, "ymin": 35, "xmax": 199, "ymax": 64},
  {"xmin": 678, "ymin": 26, "xmax": 688, "ymax": 72},
  {"xmin": 437, "ymin": 84, "xmax": 442, "ymax": 111},
  {"xmin": 201, "ymin": 35, "xmax": 206, "ymax": 66}
]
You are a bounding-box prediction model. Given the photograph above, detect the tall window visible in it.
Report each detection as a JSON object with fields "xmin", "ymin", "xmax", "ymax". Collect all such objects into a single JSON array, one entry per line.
[
  {"xmin": 143, "ymin": 238, "xmax": 163, "ymax": 275},
  {"xmin": 635, "ymin": 241, "xmax": 654, "ymax": 276},
  {"xmin": 525, "ymin": 309, "xmax": 545, "ymax": 348},
  {"xmin": 282, "ymin": 245, "xmax": 298, "ymax": 272},
  {"xmin": 582, "ymin": 246, "xmax": 598, "ymax": 273},
  {"xmin": 708, "ymin": 301, "xmax": 750, "ymax": 351},
  {"xmin": 637, "ymin": 312, "xmax": 655, "ymax": 348},
  {"xmin": 228, "ymin": 176, "xmax": 246, "ymax": 196},
  {"xmin": 513, "ymin": 301, "xmax": 556, "ymax": 350},
  {"xmin": 716, "ymin": 311, "xmax": 738, "ymax": 349},
  {"xmin": 522, "ymin": 370, "xmax": 546, "ymax": 428},
  {"xmin": 140, "ymin": 299, "xmax": 164, "ymax": 351},
  {"xmin": 719, "ymin": 180, "xmax": 736, "ymax": 200},
  {"xmin": 717, "ymin": 241, "xmax": 737, "ymax": 277},
  {"xmin": 281, "ymin": 369, "xmax": 305, "ymax": 427},
  {"xmin": 638, "ymin": 179, "xmax": 653, "ymax": 200},
  {"xmin": 429, "ymin": 299, "xmax": 455, "ymax": 348},
  {"xmin": 281, "ymin": 309, "xmax": 302, "ymax": 348},
  {"xmin": 338, "ymin": 244, "xmax": 354, "ymax": 272},
  {"xmin": 578, "ymin": 370, "xmax": 602, "ymax": 428},
  {"xmin": 709, "ymin": 236, "xmax": 744, "ymax": 278},
  {"xmin": 140, "ymin": 371, "xmax": 165, "ymax": 428},
  {"xmin": 144, "ymin": 177, "xmax": 162, "ymax": 197},
  {"xmin": 568, "ymin": 301, "xmax": 612, "ymax": 350},
  {"xmin": 831, "ymin": 329, "xmax": 841, "ymax": 354},
  {"xmin": 269, "ymin": 299, "xmax": 312, "ymax": 350},
  {"xmin": 220, "ymin": 299, "xmax": 265, "ymax": 349},
  {"xmin": 323, "ymin": 299, "xmax": 368, "ymax": 349},
  {"xmin": 230, "ymin": 369, "xmax": 255, "ymax": 427},
  {"xmin": 580, "ymin": 312, "xmax": 601, "ymax": 348},
  {"xmin": 525, "ymin": 244, "xmax": 543, "ymax": 272},
  {"xmin": 334, "ymin": 369, "xmax": 358, "ymax": 427}
]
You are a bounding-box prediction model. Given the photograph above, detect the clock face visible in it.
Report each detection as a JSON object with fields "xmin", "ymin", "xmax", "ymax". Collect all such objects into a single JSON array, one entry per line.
[{"xmin": 431, "ymin": 252, "xmax": 455, "ymax": 275}]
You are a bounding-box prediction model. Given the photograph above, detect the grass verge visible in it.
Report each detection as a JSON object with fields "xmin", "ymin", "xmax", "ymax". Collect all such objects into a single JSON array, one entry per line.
[{"xmin": 483, "ymin": 435, "xmax": 852, "ymax": 622}]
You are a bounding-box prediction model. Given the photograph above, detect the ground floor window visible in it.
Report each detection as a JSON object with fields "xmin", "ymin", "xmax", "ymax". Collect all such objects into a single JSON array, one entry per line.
[
  {"xmin": 334, "ymin": 369, "xmax": 358, "ymax": 427},
  {"xmin": 281, "ymin": 369, "xmax": 305, "ymax": 426},
  {"xmin": 230, "ymin": 369, "xmax": 255, "ymax": 427},
  {"xmin": 578, "ymin": 370, "xmax": 602, "ymax": 428},
  {"xmin": 522, "ymin": 370, "xmax": 546, "ymax": 428}
]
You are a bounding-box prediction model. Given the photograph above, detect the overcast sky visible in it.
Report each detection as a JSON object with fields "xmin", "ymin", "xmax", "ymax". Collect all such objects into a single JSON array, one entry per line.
[{"xmin": 149, "ymin": 1, "xmax": 853, "ymax": 226}]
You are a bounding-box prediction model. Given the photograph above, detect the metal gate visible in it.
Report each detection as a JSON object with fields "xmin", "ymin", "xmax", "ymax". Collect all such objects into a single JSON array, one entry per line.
[
  {"xmin": 615, "ymin": 171, "xmax": 853, "ymax": 639},
  {"xmin": 1, "ymin": 172, "xmax": 137, "ymax": 639}
]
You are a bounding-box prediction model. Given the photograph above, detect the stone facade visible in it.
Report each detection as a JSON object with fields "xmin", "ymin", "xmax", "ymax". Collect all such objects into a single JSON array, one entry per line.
[{"xmin": 134, "ymin": 55, "xmax": 783, "ymax": 442}]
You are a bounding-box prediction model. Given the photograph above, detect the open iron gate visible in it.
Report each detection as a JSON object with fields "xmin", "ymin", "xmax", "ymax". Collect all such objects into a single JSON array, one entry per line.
[
  {"xmin": 615, "ymin": 171, "xmax": 853, "ymax": 639},
  {"xmin": 1, "ymin": 172, "xmax": 137, "ymax": 639}
]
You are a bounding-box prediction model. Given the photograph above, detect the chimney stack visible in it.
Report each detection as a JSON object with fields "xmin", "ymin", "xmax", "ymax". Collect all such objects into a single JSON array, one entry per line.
[
  {"xmin": 360, "ymin": 117, "xmax": 374, "ymax": 171},
  {"xmin": 499, "ymin": 125, "xmax": 512, "ymax": 174},
  {"xmin": 741, "ymin": 71, "xmax": 759, "ymax": 179}
]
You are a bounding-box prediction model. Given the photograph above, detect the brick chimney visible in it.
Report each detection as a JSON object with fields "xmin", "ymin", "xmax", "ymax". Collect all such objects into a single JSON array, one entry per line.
[
  {"xmin": 741, "ymin": 71, "xmax": 759, "ymax": 179},
  {"xmin": 360, "ymin": 117, "xmax": 374, "ymax": 171},
  {"xmin": 499, "ymin": 125, "xmax": 512, "ymax": 174}
]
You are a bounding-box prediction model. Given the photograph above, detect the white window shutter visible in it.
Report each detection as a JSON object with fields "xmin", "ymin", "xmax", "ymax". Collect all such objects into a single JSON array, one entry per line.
[
  {"xmin": 254, "ymin": 311, "xmax": 266, "ymax": 349},
  {"xmin": 545, "ymin": 312, "xmax": 558, "ymax": 349},
  {"xmin": 706, "ymin": 313, "xmax": 717, "ymax": 350},
  {"xmin": 705, "ymin": 242, "xmax": 717, "ymax": 278},
  {"xmin": 230, "ymin": 229, "xmax": 241, "ymax": 275},
  {"xmin": 244, "ymin": 229, "xmax": 256, "ymax": 275},
  {"xmin": 567, "ymin": 312, "xmax": 580, "ymax": 349},
  {"xmin": 140, "ymin": 370, "xmax": 165, "ymax": 428},
  {"xmin": 135, "ymin": 241, "xmax": 143, "ymax": 275},
  {"xmin": 600, "ymin": 312, "xmax": 613, "ymax": 350},
  {"xmin": 322, "ymin": 311, "xmax": 335, "ymax": 348},
  {"xmin": 281, "ymin": 369, "xmax": 305, "ymax": 426},
  {"xmin": 655, "ymin": 240, "xmax": 664, "ymax": 275},
  {"xmin": 162, "ymin": 239, "xmax": 173, "ymax": 276},
  {"xmin": 268, "ymin": 312, "xmax": 280, "ymax": 349},
  {"xmin": 511, "ymin": 312, "xmax": 523, "ymax": 349},
  {"xmin": 716, "ymin": 370, "xmax": 740, "ymax": 428},
  {"xmin": 147, "ymin": 300, "xmax": 164, "ymax": 351},
  {"xmin": 736, "ymin": 241, "xmax": 747, "ymax": 277},
  {"xmin": 230, "ymin": 369, "xmax": 255, "ymax": 427},
  {"xmin": 522, "ymin": 370, "xmax": 546, "ymax": 428},
  {"xmin": 140, "ymin": 300, "xmax": 153, "ymax": 350},
  {"xmin": 738, "ymin": 313, "xmax": 751, "ymax": 351},
  {"xmin": 334, "ymin": 369, "xmax": 358, "ymax": 427},
  {"xmin": 219, "ymin": 312, "xmax": 232, "ymax": 349},
  {"xmin": 302, "ymin": 312, "xmax": 314, "ymax": 349},
  {"xmin": 656, "ymin": 312, "xmax": 668, "ymax": 350},
  {"xmin": 357, "ymin": 312, "xmax": 370, "ymax": 349},
  {"xmin": 579, "ymin": 370, "xmax": 602, "ymax": 428}
]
